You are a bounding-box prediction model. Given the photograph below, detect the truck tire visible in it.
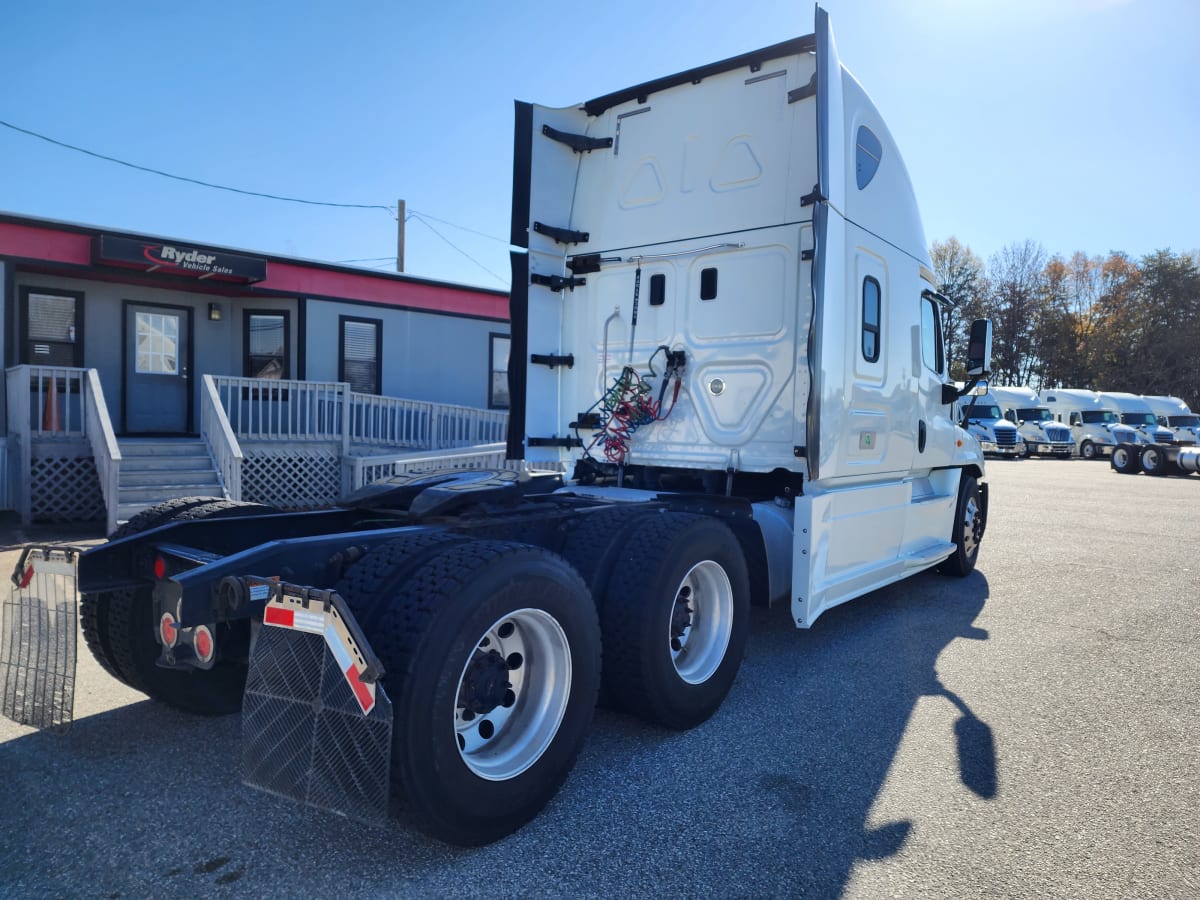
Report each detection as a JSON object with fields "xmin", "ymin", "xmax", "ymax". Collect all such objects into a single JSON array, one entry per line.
[
  {"xmin": 1140, "ymin": 444, "xmax": 1169, "ymax": 476},
  {"xmin": 556, "ymin": 504, "xmax": 650, "ymax": 608},
  {"xmin": 938, "ymin": 474, "xmax": 985, "ymax": 577},
  {"xmin": 334, "ymin": 530, "xmax": 471, "ymax": 635},
  {"xmin": 80, "ymin": 498, "xmax": 279, "ymax": 714},
  {"xmin": 346, "ymin": 540, "xmax": 600, "ymax": 846},
  {"xmin": 1017, "ymin": 441, "xmax": 1030, "ymax": 459},
  {"xmin": 599, "ymin": 513, "xmax": 750, "ymax": 731},
  {"xmin": 1080, "ymin": 440, "xmax": 1097, "ymax": 460},
  {"xmin": 1111, "ymin": 443, "xmax": 1142, "ymax": 475}
]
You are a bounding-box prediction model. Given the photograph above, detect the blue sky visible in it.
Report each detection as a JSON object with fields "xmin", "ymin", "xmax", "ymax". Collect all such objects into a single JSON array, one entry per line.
[{"xmin": 2, "ymin": 0, "xmax": 1196, "ymax": 290}]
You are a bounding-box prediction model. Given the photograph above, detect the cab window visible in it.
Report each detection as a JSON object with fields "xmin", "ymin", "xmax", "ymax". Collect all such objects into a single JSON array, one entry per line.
[{"xmin": 920, "ymin": 294, "xmax": 944, "ymax": 374}]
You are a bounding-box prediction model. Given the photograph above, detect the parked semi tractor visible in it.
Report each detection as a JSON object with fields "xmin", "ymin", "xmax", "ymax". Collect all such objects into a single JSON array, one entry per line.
[
  {"xmin": 1, "ymin": 9, "xmax": 992, "ymax": 846},
  {"xmin": 957, "ymin": 389, "xmax": 1024, "ymax": 458},
  {"xmin": 989, "ymin": 386, "xmax": 1073, "ymax": 458},
  {"xmin": 1098, "ymin": 392, "xmax": 1175, "ymax": 446},
  {"xmin": 1041, "ymin": 389, "xmax": 1138, "ymax": 459},
  {"xmin": 1143, "ymin": 395, "xmax": 1199, "ymax": 445}
]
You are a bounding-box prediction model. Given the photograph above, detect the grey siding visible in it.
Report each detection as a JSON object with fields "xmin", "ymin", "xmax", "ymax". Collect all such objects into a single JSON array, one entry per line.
[
  {"xmin": 10, "ymin": 272, "xmax": 298, "ymax": 433},
  {"xmin": 303, "ymin": 300, "xmax": 506, "ymax": 409}
]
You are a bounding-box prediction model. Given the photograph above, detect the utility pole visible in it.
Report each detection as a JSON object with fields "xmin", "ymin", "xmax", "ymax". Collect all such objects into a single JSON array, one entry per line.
[{"xmin": 396, "ymin": 199, "xmax": 405, "ymax": 273}]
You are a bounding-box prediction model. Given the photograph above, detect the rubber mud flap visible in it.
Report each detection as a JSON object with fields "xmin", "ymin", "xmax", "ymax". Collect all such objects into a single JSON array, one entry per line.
[
  {"xmin": 0, "ymin": 547, "xmax": 80, "ymax": 732},
  {"xmin": 241, "ymin": 586, "xmax": 393, "ymax": 823}
]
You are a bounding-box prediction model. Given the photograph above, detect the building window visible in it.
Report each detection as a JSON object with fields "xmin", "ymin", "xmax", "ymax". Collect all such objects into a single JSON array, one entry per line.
[
  {"xmin": 920, "ymin": 294, "xmax": 944, "ymax": 374},
  {"xmin": 339, "ymin": 316, "xmax": 382, "ymax": 394},
  {"xmin": 489, "ymin": 333, "xmax": 511, "ymax": 409},
  {"xmin": 244, "ymin": 311, "xmax": 290, "ymax": 379},
  {"xmin": 135, "ymin": 312, "xmax": 180, "ymax": 375},
  {"xmin": 862, "ymin": 277, "xmax": 881, "ymax": 362},
  {"xmin": 20, "ymin": 287, "xmax": 84, "ymax": 367}
]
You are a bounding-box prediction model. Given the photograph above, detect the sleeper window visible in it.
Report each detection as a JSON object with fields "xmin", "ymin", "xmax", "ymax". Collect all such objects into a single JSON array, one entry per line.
[{"xmin": 862, "ymin": 277, "xmax": 881, "ymax": 362}]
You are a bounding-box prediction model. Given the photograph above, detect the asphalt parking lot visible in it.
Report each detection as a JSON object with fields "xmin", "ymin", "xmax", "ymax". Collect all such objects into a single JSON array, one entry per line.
[{"xmin": 2, "ymin": 459, "xmax": 1197, "ymax": 898}]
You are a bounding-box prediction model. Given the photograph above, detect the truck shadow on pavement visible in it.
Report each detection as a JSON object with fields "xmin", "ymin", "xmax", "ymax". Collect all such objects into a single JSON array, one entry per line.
[{"xmin": 1, "ymin": 570, "xmax": 993, "ymax": 897}]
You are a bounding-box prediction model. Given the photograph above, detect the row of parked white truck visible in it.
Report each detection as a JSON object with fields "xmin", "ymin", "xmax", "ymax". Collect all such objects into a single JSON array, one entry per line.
[{"xmin": 957, "ymin": 386, "xmax": 1200, "ymax": 463}]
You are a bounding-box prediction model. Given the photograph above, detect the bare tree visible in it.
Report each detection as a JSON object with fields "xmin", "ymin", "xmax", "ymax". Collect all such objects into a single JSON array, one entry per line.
[
  {"xmin": 984, "ymin": 241, "xmax": 1047, "ymax": 386},
  {"xmin": 930, "ymin": 237, "xmax": 984, "ymax": 379}
]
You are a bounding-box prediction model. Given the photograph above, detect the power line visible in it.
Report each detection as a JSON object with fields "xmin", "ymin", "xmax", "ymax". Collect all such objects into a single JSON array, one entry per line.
[
  {"xmin": 0, "ymin": 117, "xmax": 395, "ymax": 213},
  {"xmin": 407, "ymin": 209, "xmax": 509, "ymax": 245},
  {"xmin": 410, "ymin": 213, "xmax": 509, "ymax": 286}
]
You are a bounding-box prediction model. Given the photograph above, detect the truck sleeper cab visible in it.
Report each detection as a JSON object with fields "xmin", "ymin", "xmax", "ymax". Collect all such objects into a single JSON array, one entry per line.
[
  {"xmin": 1098, "ymin": 392, "xmax": 1175, "ymax": 446},
  {"xmin": 1143, "ymin": 395, "xmax": 1200, "ymax": 445},
  {"xmin": 2, "ymin": 8, "xmax": 992, "ymax": 848},
  {"xmin": 990, "ymin": 385, "xmax": 1073, "ymax": 458},
  {"xmin": 1042, "ymin": 389, "xmax": 1138, "ymax": 459}
]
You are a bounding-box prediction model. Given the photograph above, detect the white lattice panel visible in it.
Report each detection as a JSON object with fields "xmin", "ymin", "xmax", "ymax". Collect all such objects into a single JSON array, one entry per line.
[
  {"xmin": 31, "ymin": 454, "xmax": 104, "ymax": 523},
  {"xmin": 242, "ymin": 444, "xmax": 342, "ymax": 510}
]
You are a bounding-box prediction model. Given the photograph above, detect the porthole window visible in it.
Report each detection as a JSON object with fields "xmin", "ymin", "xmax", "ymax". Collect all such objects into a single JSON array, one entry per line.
[{"xmin": 855, "ymin": 126, "xmax": 882, "ymax": 190}]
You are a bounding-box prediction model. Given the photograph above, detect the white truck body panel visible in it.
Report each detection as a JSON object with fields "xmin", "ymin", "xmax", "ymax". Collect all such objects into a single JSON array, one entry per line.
[
  {"xmin": 1098, "ymin": 392, "xmax": 1176, "ymax": 445},
  {"xmin": 1041, "ymin": 388, "xmax": 1138, "ymax": 457},
  {"xmin": 1143, "ymin": 395, "xmax": 1199, "ymax": 445},
  {"xmin": 510, "ymin": 7, "xmax": 984, "ymax": 628}
]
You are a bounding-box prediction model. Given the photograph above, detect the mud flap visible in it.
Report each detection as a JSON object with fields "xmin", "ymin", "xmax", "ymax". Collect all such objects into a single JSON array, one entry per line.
[
  {"xmin": 0, "ymin": 547, "xmax": 79, "ymax": 731},
  {"xmin": 241, "ymin": 580, "xmax": 393, "ymax": 823}
]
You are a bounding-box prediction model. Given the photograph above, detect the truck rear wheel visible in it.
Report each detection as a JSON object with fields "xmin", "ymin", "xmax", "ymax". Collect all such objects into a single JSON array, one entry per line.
[
  {"xmin": 939, "ymin": 474, "xmax": 984, "ymax": 577},
  {"xmin": 1111, "ymin": 443, "xmax": 1142, "ymax": 475},
  {"xmin": 80, "ymin": 498, "xmax": 279, "ymax": 714},
  {"xmin": 1140, "ymin": 444, "xmax": 1169, "ymax": 476},
  {"xmin": 345, "ymin": 540, "xmax": 600, "ymax": 846},
  {"xmin": 600, "ymin": 513, "xmax": 750, "ymax": 730}
]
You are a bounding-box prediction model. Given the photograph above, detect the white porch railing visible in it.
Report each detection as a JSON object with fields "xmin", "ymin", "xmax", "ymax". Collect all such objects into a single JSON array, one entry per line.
[
  {"xmin": 200, "ymin": 374, "xmax": 243, "ymax": 502},
  {"xmin": 348, "ymin": 443, "xmax": 565, "ymax": 492},
  {"xmin": 212, "ymin": 376, "xmax": 351, "ymax": 455},
  {"xmin": 213, "ymin": 376, "xmax": 509, "ymax": 452},
  {"xmin": 6, "ymin": 365, "xmax": 118, "ymax": 526},
  {"xmin": 85, "ymin": 369, "xmax": 122, "ymax": 535}
]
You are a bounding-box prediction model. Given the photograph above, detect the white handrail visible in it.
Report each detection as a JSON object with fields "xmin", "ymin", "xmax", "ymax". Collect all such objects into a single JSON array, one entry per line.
[
  {"xmin": 348, "ymin": 443, "xmax": 564, "ymax": 492},
  {"xmin": 84, "ymin": 369, "xmax": 122, "ymax": 535},
  {"xmin": 212, "ymin": 376, "xmax": 347, "ymax": 442},
  {"xmin": 201, "ymin": 374, "xmax": 243, "ymax": 501}
]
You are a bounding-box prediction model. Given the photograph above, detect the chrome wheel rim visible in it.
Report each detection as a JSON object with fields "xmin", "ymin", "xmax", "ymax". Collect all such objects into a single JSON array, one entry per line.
[
  {"xmin": 1082, "ymin": 442, "xmax": 1095, "ymax": 459},
  {"xmin": 453, "ymin": 608, "xmax": 571, "ymax": 781},
  {"xmin": 963, "ymin": 493, "xmax": 983, "ymax": 557},
  {"xmin": 1114, "ymin": 447, "xmax": 1130, "ymax": 468},
  {"xmin": 669, "ymin": 561, "xmax": 734, "ymax": 685}
]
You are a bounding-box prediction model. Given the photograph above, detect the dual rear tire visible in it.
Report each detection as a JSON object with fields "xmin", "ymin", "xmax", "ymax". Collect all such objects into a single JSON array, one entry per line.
[{"xmin": 336, "ymin": 512, "xmax": 751, "ymax": 844}]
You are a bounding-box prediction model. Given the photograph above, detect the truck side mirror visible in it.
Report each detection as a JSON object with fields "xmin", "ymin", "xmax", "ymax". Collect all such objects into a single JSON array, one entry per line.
[{"xmin": 965, "ymin": 319, "xmax": 992, "ymax": 378}]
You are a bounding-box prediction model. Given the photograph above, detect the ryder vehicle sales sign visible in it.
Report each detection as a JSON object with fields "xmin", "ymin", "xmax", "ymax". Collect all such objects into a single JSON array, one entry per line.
[{"xmin": 93, "ymin": 234, "xmax": 267, "ymax": 283}]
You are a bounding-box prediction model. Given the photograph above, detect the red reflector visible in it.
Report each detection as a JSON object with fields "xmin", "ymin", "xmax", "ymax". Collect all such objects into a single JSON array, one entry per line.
[
  {"xmin": 153, "ymin": 556, "xmax": 167, "ymax": 579},
  {"xmin": 159, "ymin": 613, "xmax": 178, "ymax": 648},
  {"xmin": 194, "ymin": 625, "xmax": 214, "ymax": 663}
]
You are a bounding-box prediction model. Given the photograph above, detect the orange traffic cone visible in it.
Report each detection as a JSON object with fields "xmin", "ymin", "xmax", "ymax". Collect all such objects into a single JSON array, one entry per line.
[{"xmin": 42, "ymin": 383, "xmax": 60, "ymax": 433}]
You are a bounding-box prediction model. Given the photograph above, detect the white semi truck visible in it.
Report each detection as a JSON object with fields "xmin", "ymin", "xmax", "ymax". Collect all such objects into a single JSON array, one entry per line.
[
  {"xmin": 1098, "ymin": 392, "xmax": 1175, "ymax": 446},
  {"xmin": 2, "ymin": 8, "xmax": 992, "ymax": 846},
  {"xmin": 1143, "ymin": 395, "xmax": 1199, "ymax": 445},
  {"xmin": 989, "ymin": 385, "xmax": 1074, "ymax": 458},
  {"xmin": 1041, "ymin": 389, "xmax": 1138, "ymax": 459},
  {"xmin": 957, "ymin": 389, "xmax": 1025, "ymax": 458}
]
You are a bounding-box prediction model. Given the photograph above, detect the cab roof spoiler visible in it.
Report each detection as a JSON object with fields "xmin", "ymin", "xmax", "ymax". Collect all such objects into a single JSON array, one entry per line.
[{"xmin": 583, "ymin": 34, "xmax": 817, "ymax": 117}]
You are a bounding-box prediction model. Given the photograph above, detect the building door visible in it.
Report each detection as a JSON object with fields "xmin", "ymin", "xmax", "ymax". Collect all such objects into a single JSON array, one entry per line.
[{"xmin": 124, "ymin": 302, "xmax": 191, "ymax": 433}]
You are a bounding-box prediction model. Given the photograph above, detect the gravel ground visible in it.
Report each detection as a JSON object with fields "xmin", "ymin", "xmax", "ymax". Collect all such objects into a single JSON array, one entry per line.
[{"xmin": 1, "ymin": 460, "xmax": 1197, "ymax": 898}]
